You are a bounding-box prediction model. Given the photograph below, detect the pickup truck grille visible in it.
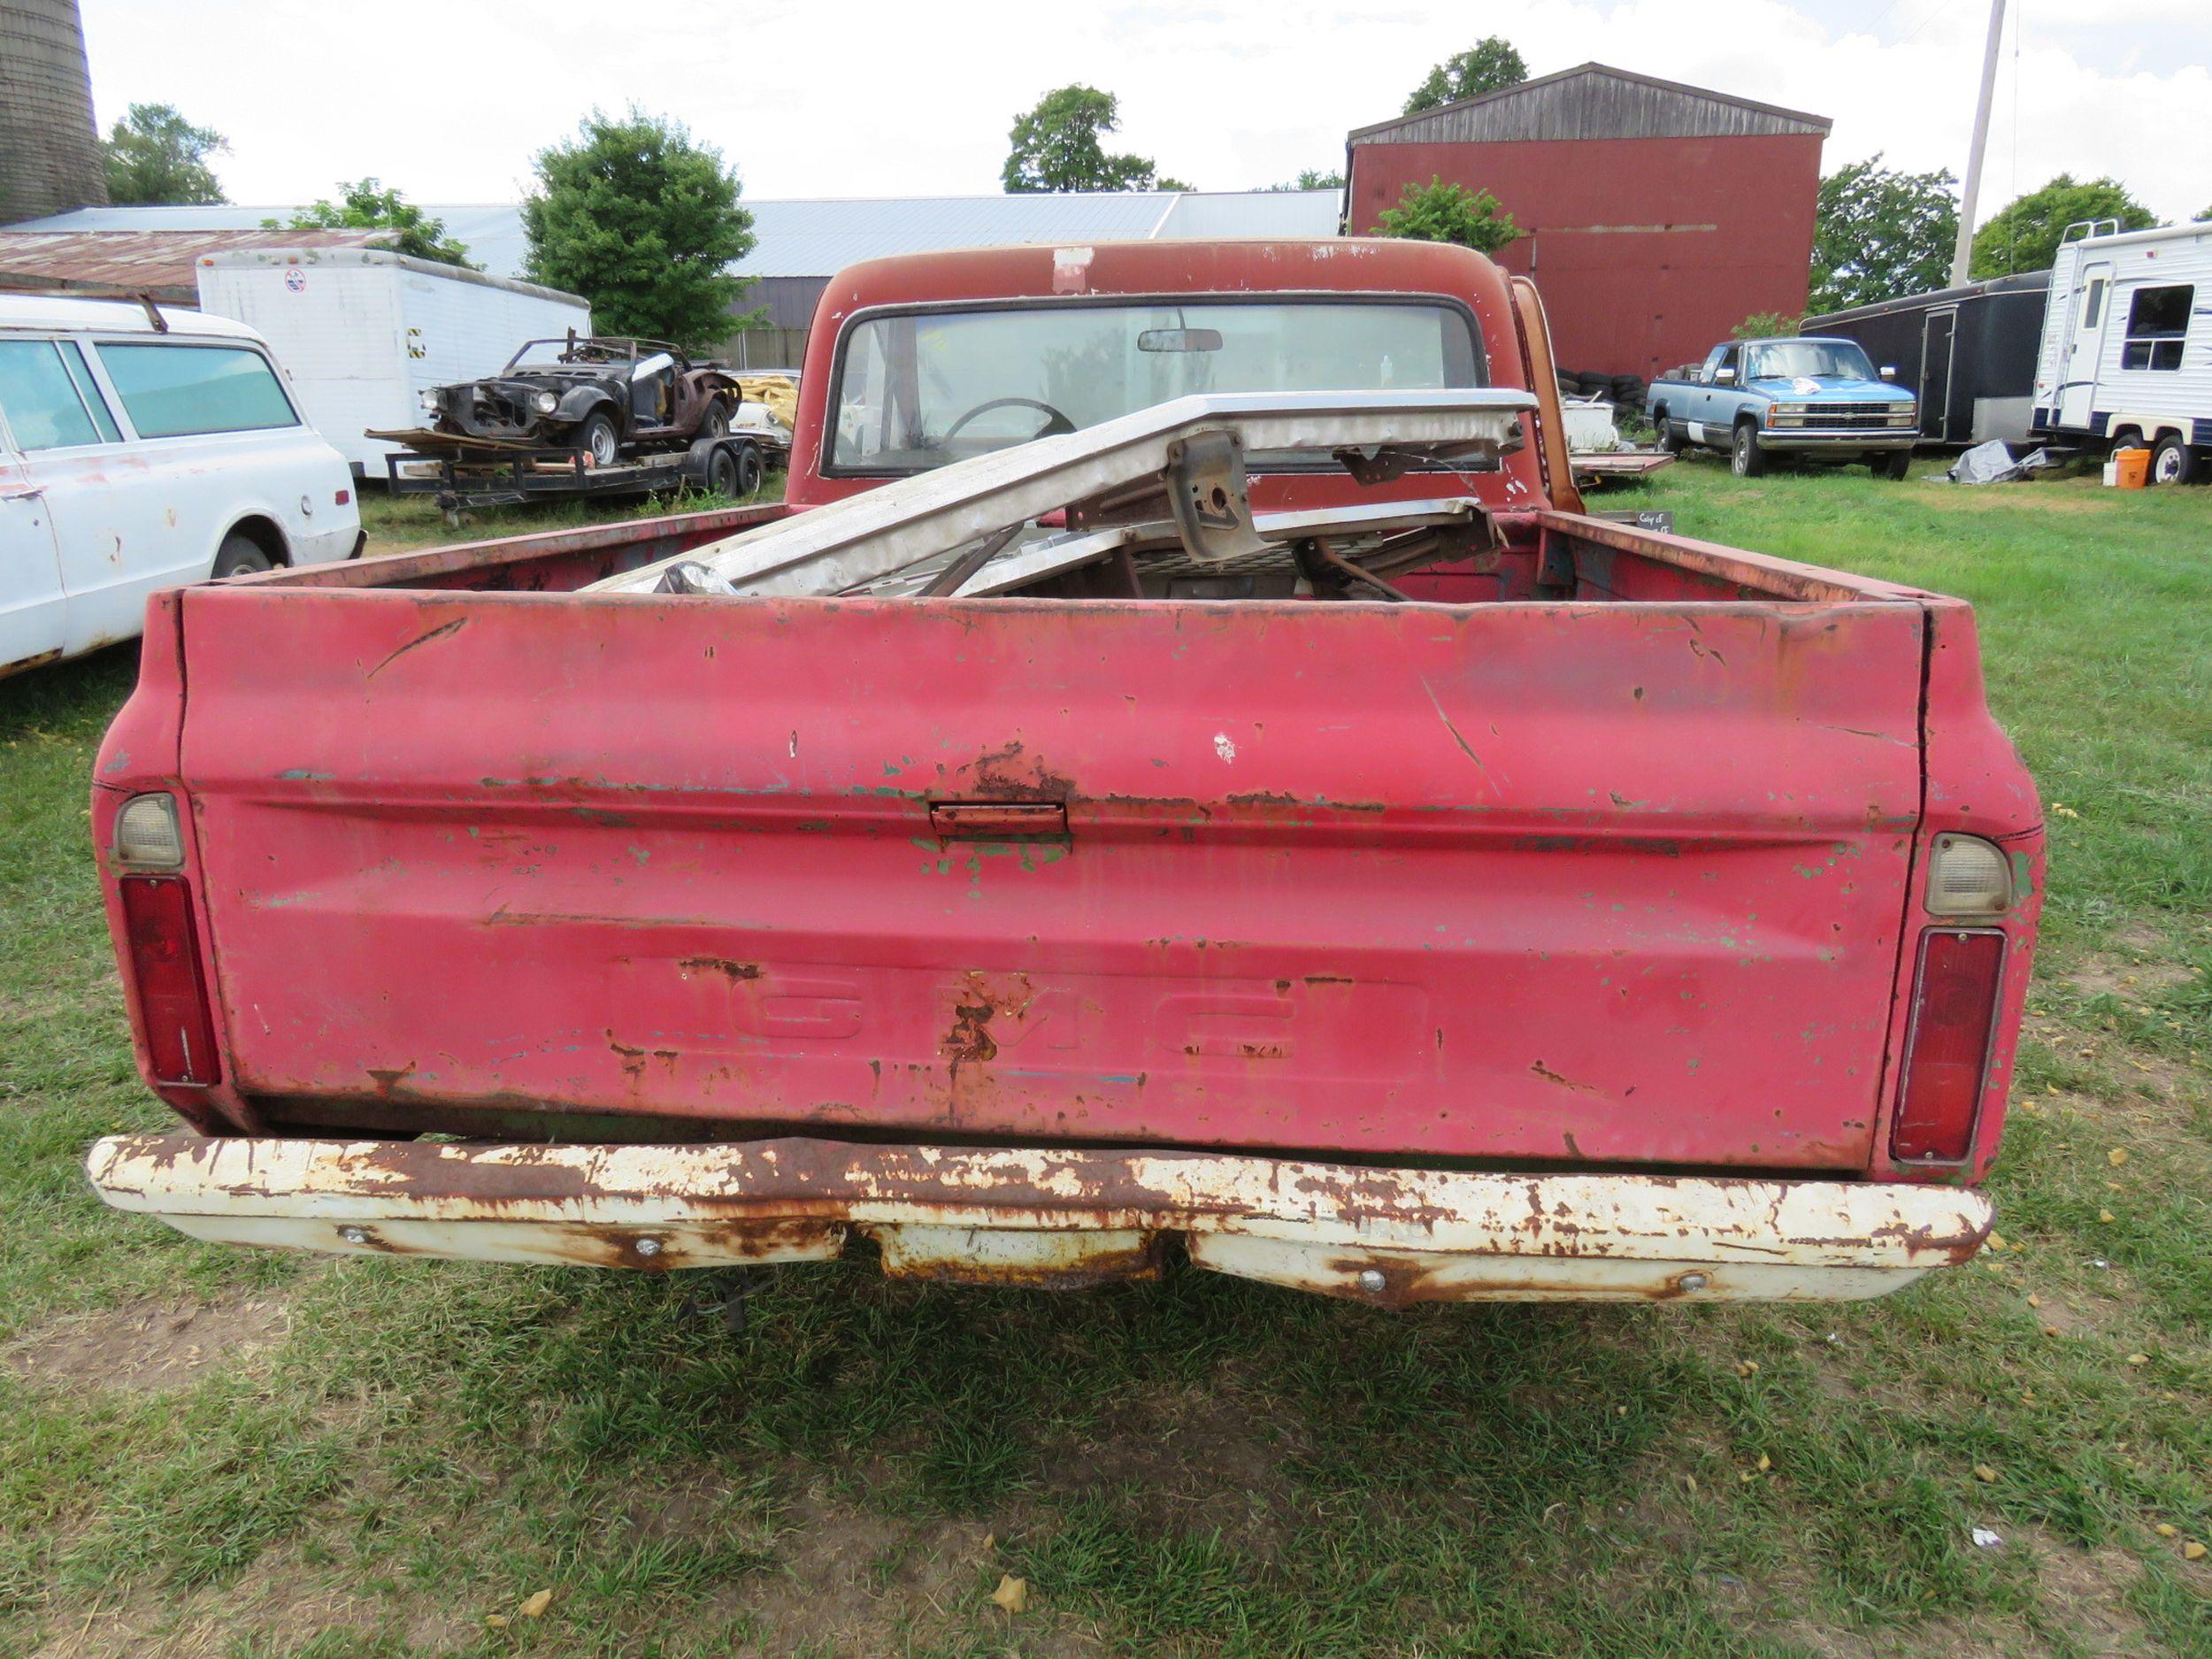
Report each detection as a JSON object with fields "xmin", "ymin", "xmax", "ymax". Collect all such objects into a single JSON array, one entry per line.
[{"xmin": 1768, "ymin": 404, "xmax": 1916, "ymax": 430}]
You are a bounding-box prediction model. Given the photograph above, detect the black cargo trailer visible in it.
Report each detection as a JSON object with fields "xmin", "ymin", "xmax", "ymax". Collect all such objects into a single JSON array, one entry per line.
[{"xmin": 1804, "ymin": 271, "xmax": 2051, "ymax": 448}]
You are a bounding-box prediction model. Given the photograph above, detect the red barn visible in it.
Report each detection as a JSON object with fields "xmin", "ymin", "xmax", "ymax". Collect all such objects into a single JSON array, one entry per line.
[{"xmin": 1345, "ymin": 64, "xmax": 1829, "ymax": 380}]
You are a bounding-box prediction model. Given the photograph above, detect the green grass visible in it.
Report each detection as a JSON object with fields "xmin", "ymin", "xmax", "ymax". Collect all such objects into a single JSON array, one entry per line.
[
  {"xmin": 358, "ymin": 469, "xmax": 785, "ymax": 557},
  {"xmin": 2, "ymin": 460, "xmax": 2208, "ymax": 1657}
]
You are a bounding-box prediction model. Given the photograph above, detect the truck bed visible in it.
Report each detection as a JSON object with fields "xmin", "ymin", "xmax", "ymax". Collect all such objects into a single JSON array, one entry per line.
[{"xmin": 102, "ymin": 504, "xmax": 1971, "ymax": 1177}]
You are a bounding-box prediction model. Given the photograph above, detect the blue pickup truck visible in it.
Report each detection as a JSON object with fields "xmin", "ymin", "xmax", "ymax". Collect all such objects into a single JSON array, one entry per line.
[{"xmin": 1647, "ymin": 336, "xmax": 1919, "ymax": 479}]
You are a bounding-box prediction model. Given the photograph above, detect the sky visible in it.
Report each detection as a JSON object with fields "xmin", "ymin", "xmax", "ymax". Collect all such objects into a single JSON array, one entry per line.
[{"xmin": 78, "ymin": 0, "xmax": 2212, "ymax": 226}]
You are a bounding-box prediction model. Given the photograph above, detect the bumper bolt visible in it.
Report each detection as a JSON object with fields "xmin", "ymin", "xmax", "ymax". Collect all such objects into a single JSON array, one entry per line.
[
  {"xmin": 338, "ymin": 1225, "xmax": 368, "ymax": 1245},
  {"xmin": 1678, "ymin": 1272, "xmax": 1709, "ymax": 1293},
  {"xmin": 1357, "ymin": 1268, "xmax": 1387, "ymax": 1294},
  {"xmin": 634, "ymin": 1237, "xmax": 663, "ymax": 1258}
]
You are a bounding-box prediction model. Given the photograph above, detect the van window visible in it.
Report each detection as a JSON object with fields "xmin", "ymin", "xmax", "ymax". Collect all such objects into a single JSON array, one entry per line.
[
  {"xmin": 96, "ymin": 342, "xmax": 299, "ymax": 438},
  {"xmin": 2121, "ymin": 285, "xmax": 2192, "ymax": 372},
  {"xmin": 0, "ymin": 339, "xmax": 120, "ymax": 450}
]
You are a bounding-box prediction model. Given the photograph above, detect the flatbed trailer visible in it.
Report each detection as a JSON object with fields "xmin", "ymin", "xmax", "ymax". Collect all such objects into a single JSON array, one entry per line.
[{"xmin": 377, "ymin": 432, "xmax": 787, "ymax": 512}]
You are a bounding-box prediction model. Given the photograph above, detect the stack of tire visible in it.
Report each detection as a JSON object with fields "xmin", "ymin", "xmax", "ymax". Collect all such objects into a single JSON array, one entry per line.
[{"xmin": 1556, "ymin": 369, "xmax": 1648, "ymax": 408}]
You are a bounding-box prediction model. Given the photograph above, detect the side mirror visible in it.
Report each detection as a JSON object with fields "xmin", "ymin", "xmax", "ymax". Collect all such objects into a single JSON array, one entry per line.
[
  {"xmin": 1878, "ymin": 365, "xmax": 1897, "ymax": 380},
  {"xmin": 1714, "ymin": 366, "xmax": 1737, "ymax": 385}
]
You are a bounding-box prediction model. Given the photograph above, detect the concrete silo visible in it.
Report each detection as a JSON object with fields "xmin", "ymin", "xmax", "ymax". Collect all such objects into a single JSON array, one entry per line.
[{"xmin": 0, "ymin": 0, "xmax": 109, "ymax": 222}]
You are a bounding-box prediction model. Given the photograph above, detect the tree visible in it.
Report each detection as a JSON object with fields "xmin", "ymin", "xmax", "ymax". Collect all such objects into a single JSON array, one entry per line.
[
  {"xmin": 100, "ymin": 103, "xmax": 227, "ymax": 204},
  {"xmin": 1970, "ymin": 174, "xmax": 2156, "ymax": 278},
  {"xmin": 1265, "ymin": 168, "xmax": 1345, "ymax": 191},
  {"xmin": 1732, "ymin": 311, "xmax": 1800, "ymax": 340},
  {"xmin": 2194, "ymin": 205, "xmax": 2211, "ymax": 223},
  {"xmin": 523, "ymin": 109, "xmax": 757, "ymax": 349},
  {"xmin": 275, "ymin": 180, "xmax": 473, "ymax": 267},
  {"xmin": 1403, "ymin": 38, "xmax": 1527, "ymax": 115},
  {"xmin": 1002, "ymin": 86, "xmax": 1171, "ymax": 193},
  {"xmin": 1376, "ymin": 177, "xmax": 1519, "ymax": 255},
  {"xmin": 1809, "ymin": 154, "xmax": 1957, "ymax": 312}
]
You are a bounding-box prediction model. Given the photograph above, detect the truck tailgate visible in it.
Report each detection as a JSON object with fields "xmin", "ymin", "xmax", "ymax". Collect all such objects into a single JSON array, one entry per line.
[{"xmin": 173, "ymin": 584, "xmax": 1925, "ymax": 1171}]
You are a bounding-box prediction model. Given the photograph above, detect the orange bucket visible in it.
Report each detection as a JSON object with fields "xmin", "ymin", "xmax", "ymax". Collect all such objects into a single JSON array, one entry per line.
[{"xmin": 2113, "ymin": 448, "xmax": 2151, "ymax": 488}]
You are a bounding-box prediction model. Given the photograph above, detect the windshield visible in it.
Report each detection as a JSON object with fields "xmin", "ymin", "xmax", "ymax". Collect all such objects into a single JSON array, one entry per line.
[
  {"xmin": 829, "ymin": 298, "xmax": 1484, "ymax": 473},
  {"xmin": 1742, "ymin": 341, "xmax": 1877, "ymax": 382}
]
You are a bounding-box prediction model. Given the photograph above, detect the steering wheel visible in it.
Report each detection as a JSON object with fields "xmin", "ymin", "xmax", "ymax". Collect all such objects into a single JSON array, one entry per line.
[{"xmin": 940, "ymin": 396, "xmax": 1076, "ymax": 445}]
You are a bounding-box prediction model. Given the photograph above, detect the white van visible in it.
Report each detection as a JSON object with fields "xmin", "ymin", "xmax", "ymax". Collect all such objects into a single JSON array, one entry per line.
[{"xmin": 0, "ymin": 296, "xmax": 361, "ymax": 677}]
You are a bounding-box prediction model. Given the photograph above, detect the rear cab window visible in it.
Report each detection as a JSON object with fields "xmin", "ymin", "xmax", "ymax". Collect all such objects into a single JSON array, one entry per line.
[
  {"xmin": 93, "ymin": 341, "xmax": 300, "ymax": 438},
  {"xmin": 0, "ymin": 338, "xmax": 124, "ymax": 450},
  {"xmin": 828, "ymin": 297, "xmax": 1483, "ymax": 475}
]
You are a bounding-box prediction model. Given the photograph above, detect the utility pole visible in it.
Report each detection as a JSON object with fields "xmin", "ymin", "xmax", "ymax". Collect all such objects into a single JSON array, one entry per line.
[{"xmin": 1949, "ymin": 0, "xmax": 2007, "ymax": 287}]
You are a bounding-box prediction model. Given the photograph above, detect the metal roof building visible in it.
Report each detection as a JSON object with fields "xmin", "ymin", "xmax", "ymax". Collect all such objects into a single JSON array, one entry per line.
[
  {"xmin": 1346, "ymin": 63, "xmax": 1830, "ymax": 378},
  {"xmin": 2, "ymin": 193, "xmax": 1343, "ymax": 362}
]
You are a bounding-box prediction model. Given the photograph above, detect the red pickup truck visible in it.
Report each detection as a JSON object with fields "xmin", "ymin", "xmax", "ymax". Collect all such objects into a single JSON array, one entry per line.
[{"xmin": 85, "ymin": 239, "xmax": 2041, "ymax": 1307}]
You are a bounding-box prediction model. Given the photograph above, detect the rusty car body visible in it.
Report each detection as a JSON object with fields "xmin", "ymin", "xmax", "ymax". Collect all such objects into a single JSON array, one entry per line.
[
  {"xmin": 83, "ymin": 240, "xmax": 2043, "ymax": 1307},
  {"xmin": 409, "ymin": 334, "xmax": 741, "ymax": 465}
]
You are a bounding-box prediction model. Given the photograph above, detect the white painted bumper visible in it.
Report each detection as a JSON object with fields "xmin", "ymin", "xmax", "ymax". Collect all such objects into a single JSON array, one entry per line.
[{"xmin": 85, "ymin": 1134, "xmax": 1993, "ymax": 1306}]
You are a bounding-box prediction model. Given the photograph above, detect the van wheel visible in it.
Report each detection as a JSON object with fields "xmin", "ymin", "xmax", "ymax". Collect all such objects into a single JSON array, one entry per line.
[
  {"xmin": 211, "ymin": 534, "xmax": 273, "ymax": 579},
  {"xmin": 2151, "ymin": 433, "xmax": 2197, "ymax": 485},
  {"xmin": 1731, "ymin": 423, "xmax": 1768, "ymax": 478}
]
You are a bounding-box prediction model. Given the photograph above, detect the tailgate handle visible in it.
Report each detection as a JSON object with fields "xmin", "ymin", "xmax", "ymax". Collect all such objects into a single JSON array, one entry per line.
[{"xmin": 929, "ymin": 801, "xmax": 1069, "ymax": 841}]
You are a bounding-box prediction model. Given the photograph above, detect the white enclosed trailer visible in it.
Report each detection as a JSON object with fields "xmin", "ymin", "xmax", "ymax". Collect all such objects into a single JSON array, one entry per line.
[
  {"xmin": 2032, "ymin": 220, "xmax": 2212, "ymax": 483},
  {"xmin": 195, "ymin": 248, "xmax": 590, "ymax": 477}
]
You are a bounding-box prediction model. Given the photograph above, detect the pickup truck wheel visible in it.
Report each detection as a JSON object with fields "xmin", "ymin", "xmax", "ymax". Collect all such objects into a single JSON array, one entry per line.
[
  {"xmin": 1653, "ymin": 412, "xmax": 1683, "ymax": 454},
  {"xmin": 1730, "ymin": 423, "xmax": 1768, "ymax": 478},
  {"xmin": 211, "ymin": 534, "xmax": 273, "ymax": 579},
  {"xmin": 2151, "ymin": 433, "xmax": 2197, "ymax": 485},
  {"xmin": 1877, "ymin": 449, "xmax": 1913, "ymax": 481},
  {"xmin": 734, "ymin": 442, "xmax": 764, "ymax": 496},
  {"xmin": 579, "ymin": 411, "xmax": 620, "ymax": 468}
]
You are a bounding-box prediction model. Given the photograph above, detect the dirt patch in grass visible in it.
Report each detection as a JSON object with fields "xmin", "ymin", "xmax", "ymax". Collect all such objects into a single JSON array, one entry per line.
[
  {"xmin": 717, "ymin": 1476, "xmax": 1107, "ymax": 1658},
  {"xmin": 2018, "ymin": 1523, "xmax": 2148, "ymax": 1654},
  {"xmin": 4, "ymin": 1289, "xmax": 290, "ymax": 1394},
  {"xmin": 1038, "ymin": 1381, "xmax": 1307, "ymax": 1560}
]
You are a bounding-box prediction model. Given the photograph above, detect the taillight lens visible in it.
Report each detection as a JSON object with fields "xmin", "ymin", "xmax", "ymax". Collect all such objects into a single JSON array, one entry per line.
[
  {"xmin": 1892, "ymin": 928, "xmax": 2005, "ymax": 1164},
  {"xmin": 119, "ymin": 876, "xmax": 220, "ymax": 1086}
]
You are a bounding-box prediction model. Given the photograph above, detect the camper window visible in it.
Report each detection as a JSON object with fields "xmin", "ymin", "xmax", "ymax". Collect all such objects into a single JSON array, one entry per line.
[{"xmin": 2122, "ymin": 285, "xmax": 2192, "ymax": 372}]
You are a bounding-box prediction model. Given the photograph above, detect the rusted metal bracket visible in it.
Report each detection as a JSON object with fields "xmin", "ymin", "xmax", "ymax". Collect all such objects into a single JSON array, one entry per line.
[
  {"xmin": 1537, "ymin": 530, "xmax": 1578, "ymax": 595},
  {"xmin": 1163, "ymin": 430, "xmax": 1268, "ymax": 563}
]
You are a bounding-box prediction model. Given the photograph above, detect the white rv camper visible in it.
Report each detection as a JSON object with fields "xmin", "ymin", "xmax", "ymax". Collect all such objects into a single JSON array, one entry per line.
[
  {"xmin": 2031, "ymin": 220, "xmax": 2210, "ymax": 483},
  {"xmin": 195, "ymin": 248, "xmax": 590, "ymax": 478}
]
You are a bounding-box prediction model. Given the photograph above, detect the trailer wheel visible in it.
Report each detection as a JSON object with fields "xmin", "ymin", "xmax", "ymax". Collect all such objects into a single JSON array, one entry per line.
[
  {"xmin": 734, "ymin": 442, "xmax": 764, "ymax": 496},
  {"xmin": 579, "ymin": 411, "xmax": 620, "ymax": 468},
  {"xmin": 704, "ymin": 443, "xmax": 741, "ymax": 497},
  {"xmin": 2151, "ymin": 433, "xmax": 2198, "ymax": 485},
  {"xmin": 1730, "ymin": 422, "xmax": 1768, "ymax": 478}
]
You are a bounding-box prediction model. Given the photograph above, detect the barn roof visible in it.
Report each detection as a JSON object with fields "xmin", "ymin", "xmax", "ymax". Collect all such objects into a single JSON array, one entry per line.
[
  {"xmin": 0, "ymin": 226, "xmax": 394, "ymax": 303},
  {"xmin": 1349, "ymin": 62, "xmax": 1832, "ymax": 145}
]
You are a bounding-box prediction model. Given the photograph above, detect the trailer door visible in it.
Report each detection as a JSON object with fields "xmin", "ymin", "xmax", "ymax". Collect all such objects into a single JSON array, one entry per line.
[
  {"xmin": 2056, "ymin": 264, "xmax": 2112, "ymax": 430},
  {"xmin": 1920, "ymin": 308, "xmax": 1958, "ymax": 442}
]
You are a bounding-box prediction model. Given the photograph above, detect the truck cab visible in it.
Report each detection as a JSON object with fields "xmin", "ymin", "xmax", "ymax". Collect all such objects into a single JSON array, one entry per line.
[{"xmin": 1648, "ymin": 335, "xmax": 1918, "ymax": 479}]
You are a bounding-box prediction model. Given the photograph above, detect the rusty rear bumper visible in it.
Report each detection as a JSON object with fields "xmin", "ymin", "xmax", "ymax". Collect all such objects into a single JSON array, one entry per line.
[{"xmin": 85, "ymin": 1134, "xmax": 1993, "ymax": 1306}]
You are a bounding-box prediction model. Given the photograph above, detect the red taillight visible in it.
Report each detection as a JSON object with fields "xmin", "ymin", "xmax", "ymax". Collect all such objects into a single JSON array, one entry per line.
[
  {"xmin": 1891, "ymin": 928, "xmax": 2005, "ymax": 1164},
  {"xmin": 119, "ymin": 876, "xmax": 220, "ymax": 1086},
  {"xmin": 334, "ymin": 488, "xmax": 351, "ymax": 505}
]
